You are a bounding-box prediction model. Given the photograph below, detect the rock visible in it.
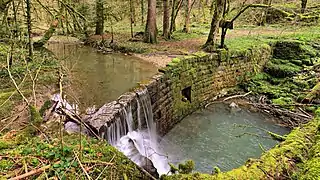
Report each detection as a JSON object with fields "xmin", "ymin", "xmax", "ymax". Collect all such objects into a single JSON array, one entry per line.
[
  {"xmin": 64, "ymin": 121, "xmax": 89, "ymax": 135},
  {"xmin": 229, "ymin": 102, "xmax": 241, "ymax": 112}
]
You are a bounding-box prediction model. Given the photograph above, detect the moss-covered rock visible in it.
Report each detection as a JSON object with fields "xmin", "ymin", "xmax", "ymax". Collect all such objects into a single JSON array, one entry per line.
[
  {"xmin": 264, "ymin": 59, "xmax": 302, "ymax": 78},
  {"xmin": 273, "ymin": 41, "xmax": 317, "ymax": 60}
]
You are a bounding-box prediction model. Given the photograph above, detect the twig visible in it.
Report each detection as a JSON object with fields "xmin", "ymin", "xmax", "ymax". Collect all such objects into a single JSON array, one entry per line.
[
  {"xmin": 298, "ymin": 107, "xmax": 313, "ymax": 118},
  {"xmin": 9, "ymin": 161, "xmax": 59, "ymax": 180},
  {"xmin": 74, "ymin": 151, "xmax": 91, "ymax": 180},
  {"xmin": 0, "ymin": 73, "xmax": 27, "ymax": 108},
  {"xmin": 59, "ymin": 68, "xmax": 64, "ymax": 155},
  {"xmin": 94, "ymin": 154, "xmax": 116, "ymax": 180},
  {"xmin": 82, "ymin": 160, "xmax": 114, "ymax": 166},
  {"xmin": 223, "ymin": 91, "xmax": 252, "ymax": 101},
  {"xmin": 6, "ymin": 51, "xmax": 29, "ymax": 106},
  {"xmin": 0, "ymin": 115, "xmax": 20, "ymax": 133},
  {"xmin": 135, "ymin": 164, "xmax": 157, "ymax": 180}
]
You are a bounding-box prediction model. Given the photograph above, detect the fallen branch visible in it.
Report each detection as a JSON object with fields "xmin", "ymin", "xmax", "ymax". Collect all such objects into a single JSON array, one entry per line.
[
  {"xmin": 60, "ymin": 108, "xmax": 100, "ymax": 139},
  {"xmin": 6, "ymin": 51, "xmax": 29, "ymax": 106},
  {"xmin": 0, "ymin": 73, "xmax": 27, "ymax": 108},
  {"xmin": 74, "ymin": 151, "xmax": 91, "ymax": 180},
  {"xmin": 82, "ymin": 160, "xmax": 114, "ymax": 166},
  {"xmin": 223, "ymin": 91, "xmax": 252, "ymax": 101},
  {"xmin": 249, "ymin": 102, "xmax": 313, "ymax": 127},
  {"xmin": 9, "ymin": 161, "xmax": 59, "ymax": 180}
]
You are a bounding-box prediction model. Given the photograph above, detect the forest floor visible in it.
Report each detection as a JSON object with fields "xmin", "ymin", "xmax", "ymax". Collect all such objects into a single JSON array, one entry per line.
[
  {"xmin": 133, "ymin": 27, "xmax": 296, "ymax": 67},
  {"xmin": 86, "ymin": 25, "xmax": 307, "ymax": 67}
]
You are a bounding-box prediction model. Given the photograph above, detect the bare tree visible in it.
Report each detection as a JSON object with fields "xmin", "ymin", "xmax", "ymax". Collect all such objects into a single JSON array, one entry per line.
[{"xmin": 144, "ymin": 0, "xmax": 157, "ymax": 43}]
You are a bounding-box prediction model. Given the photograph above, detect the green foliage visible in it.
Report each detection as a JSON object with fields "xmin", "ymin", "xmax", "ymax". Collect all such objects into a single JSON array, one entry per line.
[
  {"xmin": 39, "ymin": 100, "xmax": 53, "ymax": 117},
  {"xmin": 213, "ymin": 166, "xmax": 221, "ymax": 174},
  {"xmin": 0, "ymin": 134, "xmax": 148, "ymax": 179},
  {"xmin": 178, "ymin": 160, "xmax": 195, "ymax": 174},
  {"xmin": 272, "ymin": 97, "xmax": 294, "ymax": 108}
]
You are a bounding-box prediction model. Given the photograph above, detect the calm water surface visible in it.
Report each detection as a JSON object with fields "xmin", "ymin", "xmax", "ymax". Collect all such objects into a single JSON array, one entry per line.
[
  {"xmin": 159, "ymin": 103, "xmax": 290, "ymax": 173},
  {"xmin": 47, "ymin": 43, "xmax": 157, "ymax": 109}
]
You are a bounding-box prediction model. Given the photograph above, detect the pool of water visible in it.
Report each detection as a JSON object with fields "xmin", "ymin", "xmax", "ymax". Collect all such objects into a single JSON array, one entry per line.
[
  {"xmin": 46, "ymin": 43, "xmax": 158, "ymax": 109},
  {"xmin": 159, "ymin": 103, "xmax": 290, "ymax": 173}
]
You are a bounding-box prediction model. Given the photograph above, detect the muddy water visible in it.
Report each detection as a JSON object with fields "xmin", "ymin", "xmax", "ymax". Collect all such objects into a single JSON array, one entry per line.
[
  {"xmin": 159, "ymin": 103, "xmax": 290, "ymax": 173},
  {"xmin": 46, "ymin": 43, "xmax": 157, "ymax": 109}
]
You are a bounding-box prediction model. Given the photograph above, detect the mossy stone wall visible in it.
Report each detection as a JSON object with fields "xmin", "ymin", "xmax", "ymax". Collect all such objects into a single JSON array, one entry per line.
[
  {"xmin": 86, "ymin": 45, "xmax": 272, "ymax": 139},
  {"xmin": 146, "ymin": 45, "xmax": 272, "ymax": 136}
]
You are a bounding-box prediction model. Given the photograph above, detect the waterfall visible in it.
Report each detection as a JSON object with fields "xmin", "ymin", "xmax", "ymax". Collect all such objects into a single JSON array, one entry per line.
[{"xmin": 107, "ymin": 88, "xmax": 170, "ymax": 176}]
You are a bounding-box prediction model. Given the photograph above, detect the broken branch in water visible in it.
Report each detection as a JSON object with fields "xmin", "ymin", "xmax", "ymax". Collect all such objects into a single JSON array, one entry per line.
[
  {"xmin": 223, "ymin": 91, "xmax": 252, "ymax": 101},
  {"xmin": 235, "ymin": 124, "xmax": 286, "ymax": 142}
]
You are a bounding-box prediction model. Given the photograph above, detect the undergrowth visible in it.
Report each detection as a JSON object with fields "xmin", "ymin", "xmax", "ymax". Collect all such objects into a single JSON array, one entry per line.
[{"xmin": 0, "ymin": 133, "xmax": 148, "ymax": 179}]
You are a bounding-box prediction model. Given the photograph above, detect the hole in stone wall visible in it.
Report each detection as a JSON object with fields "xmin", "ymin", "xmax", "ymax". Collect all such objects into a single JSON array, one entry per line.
[
  {"xmin": 182, "ymin": 86, "xmax": 191, "ymax": 103},
  {"xmin": 157, "ymin": 111, "xmax": 162, "ymax": 119}
]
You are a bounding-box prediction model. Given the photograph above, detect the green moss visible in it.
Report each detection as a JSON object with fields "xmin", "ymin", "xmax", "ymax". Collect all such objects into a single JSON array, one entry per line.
[
  {"xmin": 0, "ymin": 134, "xmax": 149, "ymax": 179},
  {"xmin": 171, "ymin": 58, "xmax": 181, "ymax": 63},
  {"xmin": 0, "ymin": 159, "xmax": 14, "ymax": 172},
  {"xmin": 272, "ymin": 97, "xmax": 294, "ymax": 107},
  {"xmin": 178, "ymin": 160, "xmax": 195, "ymax": 174},
  {"xmin": 264, "ymin": 59, "xmax": 302, "ymax": 78},
  {"xmin": 29, "ymin": 105, "xmax": 43, "ymax": 127},
  {"xmin": 39, "ymin": 100, "xmax": 53, "ymax": 117},
  {"xmin": 0, "ymin": 140, "xmax": 9, "ymax": 150},
  {"xmin": 213, "ymin": 166, "xmax": 221, "ymax": 174}
]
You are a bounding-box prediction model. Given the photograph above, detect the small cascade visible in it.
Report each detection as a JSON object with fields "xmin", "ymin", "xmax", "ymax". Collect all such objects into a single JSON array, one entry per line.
[{"xmin": 106, "ymin": 88, "xmax": 170, "ymax": 176}]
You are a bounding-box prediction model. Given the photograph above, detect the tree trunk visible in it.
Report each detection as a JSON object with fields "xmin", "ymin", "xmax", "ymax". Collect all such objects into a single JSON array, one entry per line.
[
  {"xmin": 183, "ymin": 0, "xmax": 192, "ymax": 33},
  {"xmin": 163, "ymin": 0, "xmax": 170, "ymax": 39},
  {"xmin": 204, "ymin": 0, "xmax": 224, "ymax": 48},
  {"xmin": 170, "ymin": 0, "xmax": 183, "ymax": 33},
  {"xmin": 258, "ymin": 0, "xmax": 270, "ymax": 26},
  {"xmin": 0, "ymin": 0, "xmax": 12, "ymax": 12},
  {"xmin": 95, "ymin": 0, "xmax": 104, "ymax": 35},
  {"xmin": 141, "ymin": 0, "xmax": 145, "ymax": 25},
  {"xmin": 26, "ymin": 0, "xmax": 33, "ymax": 61},
  {"xmin": 144, "ymin": 0, "xmax": 157, "ymax": 43},
  {"xmin": 301, "ymin": 0, "xmax": 307, "ymax": 13},
  {"xmin": 130, "ymin": 0, "xmax": 134, "ymax": 38},
  {"xmin": 210, "ymin": 0, "xmax": 214, "ymax": 14}
]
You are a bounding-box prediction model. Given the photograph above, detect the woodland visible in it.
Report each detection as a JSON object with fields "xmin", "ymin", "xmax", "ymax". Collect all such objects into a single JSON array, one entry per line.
[{"xmin": 0, "ymin": 0, "xmax": 320, "ymax": 179}]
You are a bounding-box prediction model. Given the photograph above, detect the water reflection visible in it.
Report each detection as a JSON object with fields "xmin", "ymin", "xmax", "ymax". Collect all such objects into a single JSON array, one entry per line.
[{"xmin": 47, "ymin": 43, "xmax": 157, "ymax": 109}]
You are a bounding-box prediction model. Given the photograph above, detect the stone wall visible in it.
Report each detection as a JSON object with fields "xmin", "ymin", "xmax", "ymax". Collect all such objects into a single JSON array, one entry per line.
[{"xmin": 86, "ymin": 44, "xmax": 272, "ymax": 138}]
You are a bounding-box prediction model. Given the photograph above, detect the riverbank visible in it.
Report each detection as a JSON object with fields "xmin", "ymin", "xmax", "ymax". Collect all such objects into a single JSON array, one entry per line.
[{"xmin": 1, "ymin": 24, "xmax": 320, "ymax": 179}]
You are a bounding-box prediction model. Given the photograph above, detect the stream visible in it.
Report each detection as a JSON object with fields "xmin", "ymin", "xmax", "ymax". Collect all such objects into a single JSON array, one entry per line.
[
  {"xmin": 47, "ymin": 43, "xmax": 158, "ymax": 109},
  {"xmin": 159, "ymin": 103, "xmax": 290, "ymax": 173}
]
